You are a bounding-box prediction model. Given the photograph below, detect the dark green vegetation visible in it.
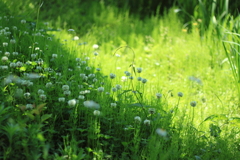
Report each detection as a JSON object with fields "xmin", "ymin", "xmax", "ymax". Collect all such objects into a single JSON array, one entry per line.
[{"xmin": 0, "ymin": 0, "xmax": 240, "ymax": 159}]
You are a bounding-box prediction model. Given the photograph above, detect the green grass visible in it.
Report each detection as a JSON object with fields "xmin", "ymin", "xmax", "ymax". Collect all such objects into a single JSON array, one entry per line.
[{"xmin": 0, "ymin": 0, "xmax": 240, "ymax": 159}]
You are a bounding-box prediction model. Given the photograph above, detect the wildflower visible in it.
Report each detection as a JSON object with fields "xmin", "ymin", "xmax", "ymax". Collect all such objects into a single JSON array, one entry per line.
[
  {"xmin": 85, "ymin": 66, "xmax": 91, "ymax": 70},
  {"xmin": 124, "ymin": 71, "xmax": 131, "ymax": 76},
  {"xmin": 3, "ymin": 42, "xmax": 8, "ymax": 47},
  {"xmin": 94, "ymin": 52, "xmax": 98, "ymax": 56},
  {"xmin": 121, "ymin": 76, "xmax": 127, "ymax": 82},
  {"xmin": 73, "ymin": 36, "xmax": 79, "ymax": 40},
  {"xmin": 134, "ymin": 116, "xmax": 141, "ymax": 123},
  {"xmin": 58, "ymin": 97, "xmax": 65, "ymax": 102},
  {"xmin": 63, "ymin": 90, "xmax": 71, "ymax": 96},
  {"xmin": 85, "ymin": 57, "xmax": 90, "ymax": 60},
  {"xmin": 78, "ymin": 95, "xmax": 85, "ymax": 99},
  {"xmin": 97, "ymin": 87, "xmax": 104, "ymax": 92},
  {"xmin": 21, "ymin": 19, "xmax": 26, "ymax": 24},
  {"xmin": 10, "ymin": 39, "xmax": 16, "ymax": 44},
  {"xmin": 116, "ymin": 84, "xmax": 122, "ymax": 90},
  {"xmin": 31, "ymin": 54, "xmax": 37, "ymax": 59},
  {"xmin": 88, "ymin": 74, "xmax": 95, "ymax": 78},
  {"xmin": 148, "ymin": 108, "xmax": 156, "ymax": 114},
  {"xmin": 26, "ymin": 104, "xmax": 33, "ymax": 110},
  {"xmin": 62, "ymin": 85, "xmax": 70, "ymax": 91},
  {"xmin": 24, "ymin": 92, "xmax": 31, "ymax": 99},
  {"xmin": 81, "ymin": 61, "xmax": 86, "ymax": 64},
  {"xmin": 1, "ymin": 56, "xmax": 8, "ymax": 62},
  {"xmin": 12, "ymin": 52, "xmax": 18, "ymax": 56},
  {"xmin": 144, "ymin": 119, "xmax": 151, "ymax": 126},
  {"xmin": 156, "ymin": 128, "xmax": 168, "ymax": 137},
  {"xmin": 93, "ymin": 110, "xmax": 101, "ymax": 116},
  {"xmin": 68, "ymin": 99, "xmax": 77, "ymax": 107},
  {"xmin": 38, "ymin": 89, "xmax": 45, "ymax": 95},
  {"xmin": 39, "ymin": 94, "xmax": 47, "ymax": 101},
  {"xmin": 142, "ymin": 78, "xmax": 147, "ymax": 83},
  {"xmin": 109, "ymin": 73, "xmax": 116, "ymax": 79},
  {"xmin": 92, "ymin": 44, "xmax": 99, "ymax": 49},
  {"xmin": 96, "ymin": 68, "xmax": 101, "ymax": 71},
  {"xmin": 36, "ymin": 66, "xmax": 42, "ymax": 70},
  {"xmin": 105, "ymin": 92, "xmax": 110, "ymax": 95},
  {"xmin": 4, "ymin": 52, "xmax": 10, "ymax": 56},
  {"xmin": 156, "ymin": 93, "xmax": 162, "ymax": 99},
  {"xmin": 68, "ymin": 29, "xmax": 75, "ymax": 32},
  {"xmin": 178, "ymin": 92, "xmax": 183, "ymax": 97},
  {"xmin": 129, "ymin": 76, "xmax": 134, "ymax": 80},
  {"xmin": 111, "ymin": 103, "xmax": 117, "ymax": 108},
  {"xmin": 137, "ymin": 77, "xmax": 142, "ymax": 81},
  {"xmin": 190, "ymin": 101, "xmax": 197, "ymax": 107},
  {"xmin": 112, "ymin": 87, "xmax": 117, "ymax": 92},
  {"xmin": 93, "ymin": 78, "xmax": 98, "ymax": 82},
  {"xmin": 76, "ymin": 58, "xmax": 81, "ymax": 62},
  {"xmin": 52, "ymin": 54, "xmax": 57, "ymax": 58},
  {"xmin": 137, "ymin": 67, "xmax": 142, "ymax": 73},
  {"xmin": 83, "ymin": 100, "xmax": 100, "ymax": 109},
  {"xmin": 79, "ymin": 73, "xmax": 85, "ymax": 78},
  {"xmin": 45, "ymin": 82, "xmax": 53, "ymax": 88},
  {"xmin": 16, "ymin": 61, "xmax": 23, "ymax": 67}
]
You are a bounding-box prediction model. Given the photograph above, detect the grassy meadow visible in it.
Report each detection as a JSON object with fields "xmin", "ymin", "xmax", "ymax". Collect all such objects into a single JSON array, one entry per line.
[{"xmin": 0, "ymin": 0, "xmax": 240, "ymax": 159}]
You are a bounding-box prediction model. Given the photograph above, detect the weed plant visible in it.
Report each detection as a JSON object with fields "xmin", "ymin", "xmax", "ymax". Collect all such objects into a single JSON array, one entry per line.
[{"xmin": 0, "ymin": 1, "xmax": 240, "ymax": 160}]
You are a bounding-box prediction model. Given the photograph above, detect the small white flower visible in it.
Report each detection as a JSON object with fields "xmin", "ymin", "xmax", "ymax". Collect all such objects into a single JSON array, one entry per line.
[
  {"xmin": 111, "ymin": 103, "xmax": 117, "ymax": 108},
  {"xmin": 121, "ymin": 76, "xmax": 127, "ymax": 82},
  {"xmin": 144, "ymin": 119, "xmax": 151, "ymax": 126},
  {"xmin": 76, "ymin": 58, "xmax": 81, "ymax": 62},
  {"xmin": 39, "ymin": 94, "xmax": 47, "ymax": 101},
  {"xmin": 26, "ymin": 104, "xmax": 33, "ymax": 109},
  {"xmin": 83, "ymin": 100, "xmax": 100, "ymax": 109},
  {"xmin": 178, "ymin": 92, "xmax": 183, "ymax": 97},
  {"xmin": 24, "ymin": 92, "xmax": 31, "ymax": 99},
  {"xmin": 141, "ymin": 78, "xmax": 147, "ymax": 83},
  {"xmin": 73, "ymin": 36, "xmax": 79, "ymax": 40},
  {"xmin": 68, "ymin": 99, "xmax": 77, "ymax": 107},
  {"xmin": 148, "ymin": 108, "xmax": 156, "ymax": 114},
  {"xmin": 1, "ymin": 56, "xmax": 8, "ymax": 62},
  {"xmin": 156, "ymin": 128, "xmax": 168, "ymax": 137},
  {"xmin": 93, "ymin": 110, "xmax": 101, "ymax": 116},
  {"xmin": 190, "ymin": 101, "xmax": 197, "ymax": 107},
  {"xmin": 10, "ymin": 39, "xmax": 16, "ymax": 44},
  {"xmin": 16, "ymin": 61, "xmax": 23, "ymax": 67},
  {"xmin": 38, "ymin": 89, "xmax": 45, "ymax": 95},
  {"xmin": 112, "ymin": 87, "xmax": 117, "ymax": 92},
  {"xmin": 10, "ymin": 63, "xmax": 16, "ymax": 68},
  {"xmin": 52, "ymin": 54, "xmax": 57, "ymax": 58},
  {"xmin": 97, "ymin": 87, "xmax": 104, "ymax": 92},
  {"xmin": 45, "ymin": 82, "xmax": 53, "ymax": 88},
  {"xmin": 21, "ymin": 19, "xmax": 26, "ymax": 24},
  {"xmin": 134, "ymin": 116, "xmax": 141, "ymax": 123},
  {"xmin": 62, "ymin": 85, "xmax": 70, "ymax": 91},
  {"xmin": 63, "ymin": 90, "xmax": 71, "ymax": 96},
  {"xmin": 12, "ymin": 52, "xmax": 18, "ymax": 56},
  {"xmin": 85, "ymin": 66, "xmax": 91, "ymax": 70},
  {"xmin": 156, "ymin": 93, "xmax": 162, "ymax": 99},
  {"xmin": 4, "ymin": 52, "xmax": 10, "ymax": 56},
  {"xmin": 109, "ymin": 73, "xmax": 116, "ymax": 79},
  {"xmin": 78, "ymin": 95, "xmax": 85, "ymax": 99},
  {"xmin": 58, "ymin": 97, "xmax": 65, "ymax": 102},
  {"xmin": 116, "ymin": 84, "xmax": 122, "ymax": 90},
  {"xmin": 136, "ymin": 67, "xmax": 142, "ymax": 73},
  {"xmin": 3, "ymin": 42, "xmax": 8, "ymax": 47},
  {"xmin": 92, "ymin": 44, "xmax": 99, "ymax": 49}
]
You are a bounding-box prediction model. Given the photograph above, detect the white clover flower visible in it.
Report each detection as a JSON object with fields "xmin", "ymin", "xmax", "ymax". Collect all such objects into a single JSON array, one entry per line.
[
  {"xmin": 3, "ymin": 42, "xmax": 8, "ymax": 47},
  {"xmin": 38, "ymin": 89, "xmax": 45, "ymax": 95},
  {"xmin": 9, "ymin": 62, "xmax": 16, "ymax": 68},
  {"xmin": 156, "ymin": 93, "xmax": 162, "ymax": 99},
  {"xmin": 112, "ymin": 87, "xmax": 117, "ymax": 92},
  {"xmin": 109, "ymin": 73, "xmax": 116, "ymax": 79},
  {"xmin": 24, "ymin": 92, "xmax": 31, "ymax": 99},
  {"xmin": 110, "ymin": 103, "xmax": 117, "ymax": 108},
  {"xmin": 1, "ymin": 66, "xmax": 8, "ymax": 70},
  {"xmin": 58, "ymin": 97, "xmax": 65, "ymax": 102},
  {"xmin": 31, "ymin": 54, "xmax": 37, "ymax": 59},
  {"xmin": 39, "ymin": 94, "xmax": 47, "ymax": 101},
  {"xmin": 116, "ymin": 84, "xmax": 122, "ymax": 90},
  {"xmin": 12, "ymin": 52, "xmax": 18, "ymax": 56},
  {"xmin": 16, "ymin": 61, "xmax": 23, "ymax": 67},
  {"xmin": 62, "ymin": 85, "xmax": 70, "ymax": 91},
  {"xmin": 46, "ymin": 82, "xmax": 53, "ymax": 88},
  {"xmin": 79, "ymin": 73, "xmax": 85, "ymax": 78},
  {"xmin": 93, "ymin": 78, "xmax": 98, "ymax": 82},
  {"xmin": 78, "ymin": 95, "xmax": 85, "ymax": 100},
  {"xmin": 144, "ymin": 119, "xmax": 151, "ymax": 126},
  {"xmin": 68, "ymin": 99, "xmax": 77, "ymax": 107},
  {"xmin": 21, "ymin": 19, "xmax": 26, "ymax": 24},
  {"xmin": 124, "ymin": 71, "xmax": 131, "ymax": 76},
  {"xmin": 1, "ymin": 56, "xmax": 8, "ymax": 62},
  {"xmin": 81, "ymin": 61, "xmax": 86, "ymax": 64},
  {"xmin": 121, "ymin": 76, "xmax": 127, "ymax": 82},
  {"xmin": 52, "ymin": 54, "xmax": 57, "ymax": 58},
  {"xmin": 10, "ymin": 39, "xmax": 16, "ymax": 44},
  {"xmin": 178, "ymin": 92, "xmax": 183, "ymax": 97},
  {"xmin": 141, "ymin": 78, "xmax": 147, "ymax": 83},
  {"xmin": 64, "ymin": 90, "xmax": 71, "ymax": 96},
  {"xmin": 85, "ymin": 57, "xmax": 90, "ymax": 60},
  {"xmin": 26, "ymin": 104, "xmax": 33, "ymax": 110},
  {"xmin": 86, "ymin": 66, "xmax": 91, "ymax": 70},
  {"xmin": 83, "ymin": 100, "xmax": 100, "ymax": 109},
  {"xmin": 88, "ymin": 74, "xmax": 95, "ymax": 78},
  {"xmin": 190, "ymin": 101, "xmax": 197, "ymax": 107},
  {"xmin": 76, "ymin": 58, "xmax": 81, "ymax": 62},
  {"xmin": 156, "ymin": 128, "xmax": 168, "ymax": 138},
  {"xmin": 148, "ymin": 108, "xmax": 156, "ymax": 114},
  {"xmin": 73, "ymin": 36, "xmax": 79, "ymax": 40},
  {"xmin": 137, "ymin": 77, "xmax": 142, "ymax": 81},
  {"xmin": 4, "ymin": 52, "xmax": 10, "ymax": 56},
  {"xmin": 92, "ymin": 44, "xmax": 99, "ymax": 49},
  {"xmin": 93, "ymin": 110, "xmax": 101, "ymax": 116},
  {"xmin": 134, "ymin": 116, "xmax": 141, "ymax": 123},
  {"xmin": 97, "ymin": 87, "xmax": 104, "ymax": 92},
  {"xmin": 137, "ymin": 67, "xmax": 142, "ymax": 73}
]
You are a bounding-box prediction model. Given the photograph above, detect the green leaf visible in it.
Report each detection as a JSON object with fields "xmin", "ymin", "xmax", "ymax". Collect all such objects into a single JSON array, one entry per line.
[
  {"xmin": 20, "ymin": 66, "xmax": 27, "ymax": 72},
  {"xmin": 41, "ymin": 114, "xmax": 52, "ymax": 123}
]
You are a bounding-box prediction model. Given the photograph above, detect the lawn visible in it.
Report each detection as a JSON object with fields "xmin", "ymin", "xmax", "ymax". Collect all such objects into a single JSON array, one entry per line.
[{"xmin": 0, "ymin": 0, "xmax": 240, "ymax": 159}]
